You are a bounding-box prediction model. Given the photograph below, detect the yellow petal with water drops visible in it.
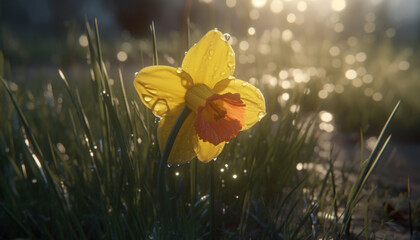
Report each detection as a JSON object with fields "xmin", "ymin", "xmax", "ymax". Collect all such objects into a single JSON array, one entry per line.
[
  {"xmin": 157, "ymin": 105, "xmax": 197, "ymax": 165},
  {"xmin": 182, "ymin": 29, "xmax": 235, "ymax": 89},
  {"xmin": 193, "ymin": 136, "xmax": 225, "ymax": 163},
  {"xmin": 213, "ymin": 78, "xmax": 266, "ymax": 130},
  {"xmin": 134, "ymin": 65, "xmax": 187, "ymax": 117}
]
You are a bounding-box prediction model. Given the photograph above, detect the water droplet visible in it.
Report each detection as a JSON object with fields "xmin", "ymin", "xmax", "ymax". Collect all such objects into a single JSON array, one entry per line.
[
  {"xmin": 241, "ymin": 82, "xmax": 248, "ymax": 87},
  {"xmin": 143, "ymin": 95, "xmax": 153, "ymax": 102},
  {"xmin": 228, "ymin": 76, "xmax": 235, "ymax": 80},
  {"xmin": 153, "ymin": 99, "xmax": 169, "ymax": 116},
  {"xmin": 258, "ymin": 111, "xmax": 266, "ymax": 119},
  {"xmin": 223, "ymin": 33, "xmax": 231, "ymax": 41},
  {"xmin": 134, "ymin": 72, "xmax": 138, "ymax": 77},
  {"xmin": 179, "ymin": 70, "xmax": 194, "ymax": 89},
  {"xmin": 89, "ymin": 165, "xmax": 95, "ymax": 172},
  {"xmin": 227, "ymin": 61, "xmax": 234, "ymax": 69},
  {"xmin": 176, "ymin": 67, "xmax": 183, "ymax": 74}
]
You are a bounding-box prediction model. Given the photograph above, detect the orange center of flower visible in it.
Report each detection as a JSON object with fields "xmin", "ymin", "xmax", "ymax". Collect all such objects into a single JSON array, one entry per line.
[{"xmin": 185, "ymin": 84, "xmax": 246, "ymax": 145}]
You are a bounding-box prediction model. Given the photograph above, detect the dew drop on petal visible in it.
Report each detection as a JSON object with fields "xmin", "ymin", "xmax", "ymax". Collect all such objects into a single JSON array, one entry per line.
[
  {"xmin": 176, "ymin": 67, "xmax": 183, "ymax": 74},
  {"xmin": 241, "ymin": 82, "xmax": 248, "ymax": 87},
  {"xmin": 143, "ymin": 95, "xmax": 153, "ymax": 102},
  {"xmin": 223, "ymin": 33, "xmax": 231, "ymax": 41},
  {"xmin": 153, "ymin": 99, "xmax": 169, "ymax": 116},
  {"xmin": 258, "ymin": 111, "xmax": 266, "ymax": 119},
  {"xmin": 227, "ymin": 61, "xmax": 234, "ymax": 71}
]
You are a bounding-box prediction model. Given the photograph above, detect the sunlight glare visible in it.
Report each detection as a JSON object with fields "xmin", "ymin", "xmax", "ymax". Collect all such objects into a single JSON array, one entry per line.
[
  {"xmin": 271, "ymin": 114, "xmax": 279, "ymax": 122},
  {"xmin": 287, "ymin": 13, "xmax": 297, "ymax": 23},
  {"xmin": 331, "ymin": 0, "xmax": 346, "ymax": 12},
  {"xmin": 319, "ymin": 111, "xmax": 333, "ymax": 122},
  {"xmin": 372, "ymin": 92, "xmax": 383, "ymax": 101},
  {"xmin": 226, "ymin": 0, "xmax": 236, "ymax": 8},
  {"xmin": 248, "ymin": 27, "xmax": 256, "ymax": 35},
  {"xmin": 117, "ymin": 51, "xmax": 128, "ymax": 62},
  {"xmin": 252, "ymin": 0, "xmax": 267, "ymax": 8},
  {"xmin": 281, "ymin": 92, "xmax": 290, "ymax": 101},
  {"xmin": 279, "ymin": 70, "xmax": 288, "ymax": 80},
  {"xmin": 79, "ymin": 35, "xmax": 88, "ymax": 47},
  {"xmin": 329, "ymin": 46, "xmax": 340, "ymax": 56},
  {"xmin": 239, "ymin": 40, "xmax": 250, "ymax": 51},
  {"xmin": 282, "ymin": 29, "xmax": 293, "ymax": 41},
  {"xmin": 345, "ymin": 69, "xmax": 357, "ymax": 80},
  {"xmin": 399, "ymin": 61, "xmax": 410, "ymax": 71},
  {"xmin": 297, "ymin": 1, "xmax": 307, "ymax": 12},
  {"xmin": 318, "ymin": 90, "xmax": 328, "ymax": 99},
  {"xmin": 250, "ymin": 9, "xmax": 260, "ymax": 20},
  {"xmin": 270, "ymin": 0, "xmax": 283, "ymax": 13}
]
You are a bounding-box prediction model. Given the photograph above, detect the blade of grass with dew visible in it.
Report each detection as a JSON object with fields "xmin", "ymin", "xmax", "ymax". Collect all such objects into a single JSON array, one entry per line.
[
  {"xmin": 0, "ymin": 76, "xmax": 48, "ymax": 185},
  {"xmin": 341, "ymin": 101, "xmax": 400, "ymax": 235},
  {"xmin": 58, "ymin": 70, "xmax": 104, "ymax": 193}
]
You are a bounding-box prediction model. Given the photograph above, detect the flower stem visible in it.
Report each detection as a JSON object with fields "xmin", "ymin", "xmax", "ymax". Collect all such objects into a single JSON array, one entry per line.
[
  {"xmin": 190, "ymin": 156, "xmax": 197, "ymax": 238},
  {"xmin": 157, "ymin": 106, "xmax": 191, "ymax": 236},
  {"xmin": 210, "ymin": 160, "xmax": 216, "ymax": 240}
]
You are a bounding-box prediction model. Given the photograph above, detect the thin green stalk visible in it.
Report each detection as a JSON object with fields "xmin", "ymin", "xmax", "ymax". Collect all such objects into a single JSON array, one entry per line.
[
  {"xmin": 209, "ymin": 160, "xmax": 216, "ymax": 240},
  {"xmin": 408, "ymin": 177, "xmax": 413, "ymax": 239},
  {"xmin": 184, "ymin": 17, "xmax": 197, "ymax": 240},
  {"xmin": 158, "ymin": 106, "xmax": 191, "ymax": 237},
  {"xmin": 189, "ymin": 158, "xmax": 197, "ymax": 235},
  {"xmin": 342, "ymin": 101, "xmax": 400, "ymax": 235},
  {"xmin": 0, "ymin": 76, "xmax": 47, "ymax": 185},
  {"xmin": 151, "ymin": 21, "xmax": 159, "ymax": 66}
]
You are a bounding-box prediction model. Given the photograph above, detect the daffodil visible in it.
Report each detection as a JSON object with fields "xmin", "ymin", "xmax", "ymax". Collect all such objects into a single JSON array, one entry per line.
[{"xmin": 134, "ymin": 29, "xmax": 265, "ymax": 164}]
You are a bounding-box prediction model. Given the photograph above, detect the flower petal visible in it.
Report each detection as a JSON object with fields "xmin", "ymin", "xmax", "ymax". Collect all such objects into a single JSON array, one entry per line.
[
  {"xmin": 182, "ymin": 30, "xmax": 235, "ymax": 89},
  {"xmin": 213, "ymin": 78, "xmax": 266, "ymax": 130},
  {"xmin": 193, "ymin": 136, "xmax": 225, "ymax": 163},
  {"xmin": 157, "ymin": 105, "xmax": 196, "ymax": 164},
  {"xmin": 134, "ymin": 65, "xmax": 187, "ymax": 117},
  {"xmin": 194, "ymin": 93, "xmax": 246, "ymax": 145}
]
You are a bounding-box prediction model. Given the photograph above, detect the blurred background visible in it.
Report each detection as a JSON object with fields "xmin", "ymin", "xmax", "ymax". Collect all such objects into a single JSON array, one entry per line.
[{"xmin": 1, "ymin": 0, "xmax": 420, "ymax": 137}]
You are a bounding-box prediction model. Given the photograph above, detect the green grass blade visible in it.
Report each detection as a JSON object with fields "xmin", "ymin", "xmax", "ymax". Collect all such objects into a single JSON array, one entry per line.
[
  {"xmin": 0, "ymin": 76, "xmax": 48, "ymax": 185},
  {"xmin": 150, "ymin": 21, "xmax": 159, "ymax": 65},
  {"xmin": 342, "ymin": 101, "xmax": 400, "ymax": 235}
]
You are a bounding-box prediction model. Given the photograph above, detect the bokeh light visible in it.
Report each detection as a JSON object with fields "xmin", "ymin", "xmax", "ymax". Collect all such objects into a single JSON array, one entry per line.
[
  {"xmin": 270, "ymin": 0, "xmax": 283, "ymax": 13},
  {"xmin": 226, "ymin": 0, "xmax": 236, "ymax": 8},
  {"xmin": 252, "ymin": 0, "xmax": 267, "ymax": 8},
  {"xmin": 117, "ymin": 51, "xmax": 128, "ymax": 62},
  {"xmin": 79, "ymin": 35, "xmax": 88, "ymax": 47},
  {"xmin": 331, "ymin": 0, "xmax": 346, "ymax": 12}
]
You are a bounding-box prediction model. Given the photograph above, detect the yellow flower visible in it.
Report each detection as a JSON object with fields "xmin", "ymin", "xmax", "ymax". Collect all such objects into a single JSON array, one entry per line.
[{"xmin": 134, "ymin": 29, "xmax": 265, "ymax": 164}]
